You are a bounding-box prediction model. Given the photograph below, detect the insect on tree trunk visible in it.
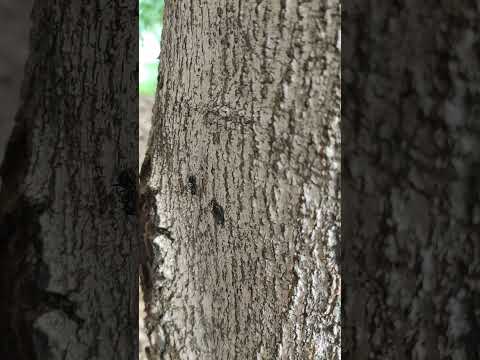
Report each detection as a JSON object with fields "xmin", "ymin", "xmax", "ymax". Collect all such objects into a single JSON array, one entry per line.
[
  {"xmin": 141, "ymin": 1, "xmax": 341, "ymax": 359},
  {"xmin": 0, "ymin": 1, "xmax": 138, "ymax": 359}
]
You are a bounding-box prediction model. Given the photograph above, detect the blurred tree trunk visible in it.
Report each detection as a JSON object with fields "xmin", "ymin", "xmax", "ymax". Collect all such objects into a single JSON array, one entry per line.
[
  {"xmin": 0, "ymin": 1, "xmax": 138, "ymax": 359},
  {"xmin": 0, "ymin": 0, "xmax": 33, "ymax": 164},
  {"xmin": 343, "ymin": 2, "xmax": 480, "ymax": 359},
  {"xmin": 141, "ymin": 1, "xmax": 341, "ymax": 359}
]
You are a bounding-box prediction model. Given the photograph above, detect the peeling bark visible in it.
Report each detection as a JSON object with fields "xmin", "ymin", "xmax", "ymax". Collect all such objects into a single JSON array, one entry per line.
[
  {"xmin": 141, "ymin": 1, "xmax": 341, "ymax": 359},
  {"xmin": 0, "ymin": 1, "xmax": 138, "ymax": 359}
]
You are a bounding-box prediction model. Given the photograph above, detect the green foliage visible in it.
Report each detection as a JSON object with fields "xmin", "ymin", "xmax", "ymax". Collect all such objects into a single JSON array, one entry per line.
[
  {"xmin": 140, "ymin": 63, "xmax": 159, "ymax": 96},
  {"xmin": 140, "ymin": 0, "xmax": 164, "ymax": 37},
  {"xmin": 139, "ymin": 0, "xmax": 164, "ymax": 96}
]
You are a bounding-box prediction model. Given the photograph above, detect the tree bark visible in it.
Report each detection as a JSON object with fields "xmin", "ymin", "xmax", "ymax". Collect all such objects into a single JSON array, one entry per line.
[
  {"xmin": 141, "ymin": 1, "xmax": 341, "ymax": 359},
  {"xmin": 343, "ymin": 2, "xmax": 480, "ymax": 359},
  {"xmin": 0, "ymin": 1, "xmax": 138, "ymax": 359}
]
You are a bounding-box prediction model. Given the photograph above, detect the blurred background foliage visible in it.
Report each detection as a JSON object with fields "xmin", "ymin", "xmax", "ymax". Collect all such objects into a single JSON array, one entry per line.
[{"xmin": 140, "ymin": 0, "xmax": 164, "ymax": 96}]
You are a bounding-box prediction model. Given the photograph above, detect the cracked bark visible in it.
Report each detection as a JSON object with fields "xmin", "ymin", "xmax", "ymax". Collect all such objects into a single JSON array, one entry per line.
[
  {"xmin": 343, "ymin": 2, "xmax": 480, "ymax": 359},
  {"xmin": 0, "ymin": 1, "xmax": 138, "ymax": 359},
  {"xmin": 141, "ymin": 1, "xmax": 341, "ymax": 359}
]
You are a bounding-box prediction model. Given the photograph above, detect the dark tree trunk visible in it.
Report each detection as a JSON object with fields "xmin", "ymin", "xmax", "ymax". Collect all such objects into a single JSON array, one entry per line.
[
  {"xmin": 141, "ymin": 0, "xmax": 341, "ymax": 359},
  {"xmin": 343, "ymin": 2, "xmax": 480, "ymax": 359},
  {"xmin": 0, "ymin": 1, "xmax": 138, "ymax": 359}
]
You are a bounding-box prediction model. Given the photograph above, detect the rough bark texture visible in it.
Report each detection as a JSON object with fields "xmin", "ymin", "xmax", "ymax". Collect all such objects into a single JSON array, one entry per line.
[
  {"xmin": 343, "ymin": 2, "xmax": 480, "ymax": 359},
  {"xmin": 141, "ymin": 1, "xmax": 341, "ymax": 359},
  {"xmin": 139, "ymin": 95, "xmax": 154, "ymax": 360},
  {"xmin": 0, "ymin": 1, "xmax": 138, "ymax": 359}
]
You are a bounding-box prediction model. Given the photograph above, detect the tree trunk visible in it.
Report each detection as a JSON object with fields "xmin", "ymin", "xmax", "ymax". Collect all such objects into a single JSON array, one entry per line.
[
  {"xmin": 343, "ymin": 2, "xmax": 480, "ymax": 359},
  {"xmin": 141, "ymin": 1, "xmax": 341, "ymax": 359},
  {"xmin": 0, "ymin": 1, "xmax": 138, "ymax": 359}
]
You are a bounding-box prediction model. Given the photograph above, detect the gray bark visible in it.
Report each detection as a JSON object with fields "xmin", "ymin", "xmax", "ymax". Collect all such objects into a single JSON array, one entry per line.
[
  {"xmin": 141, "ymin": 1, "xmax": 341, "ymax": 359},
  {"xmin": 0, "ymin": 1, "xmax": 138, "ymax": 359},
  {"xmin": 343, "ymin": 2, "xmax": 480, "ymax": 359}
]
